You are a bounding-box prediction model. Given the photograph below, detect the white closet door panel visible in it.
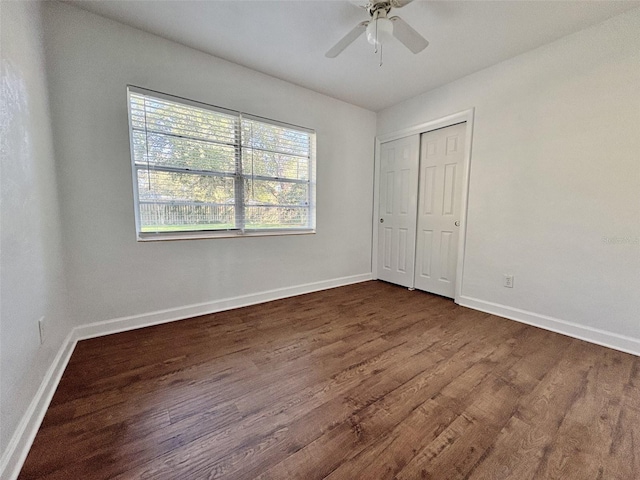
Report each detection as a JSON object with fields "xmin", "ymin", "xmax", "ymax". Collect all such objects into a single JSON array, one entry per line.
[
  {"xmin": 414, "ymin": 123, "xmax": 466, "ymax": 298},
  {"xmin": 377, "ymin": 135, "xmax": 420, "ymax": 288}
]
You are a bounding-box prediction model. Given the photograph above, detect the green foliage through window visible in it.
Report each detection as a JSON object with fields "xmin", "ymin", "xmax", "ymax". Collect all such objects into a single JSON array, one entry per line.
[{"xmin": 128, "ymin": 87, "xmax": 315, "ymax": 236}]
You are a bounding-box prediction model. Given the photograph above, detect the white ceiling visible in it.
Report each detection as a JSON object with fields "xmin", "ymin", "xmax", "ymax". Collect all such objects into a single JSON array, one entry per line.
[{"xmin": 68, "ymin": 0, "xmax": 639, "ymax": 111}]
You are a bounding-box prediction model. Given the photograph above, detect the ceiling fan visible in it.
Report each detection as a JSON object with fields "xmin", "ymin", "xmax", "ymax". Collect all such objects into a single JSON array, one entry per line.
[{"xmin": 326, "ymin": 0, "xmax": 429, "ymax": 59}]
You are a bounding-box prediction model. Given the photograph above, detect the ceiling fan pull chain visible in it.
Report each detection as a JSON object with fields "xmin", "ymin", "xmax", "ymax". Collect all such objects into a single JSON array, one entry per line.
[
  {"xmin": 374, "ymin": 17, "xmax": 379, "ymax": 53},
  {"xmin": 380, "ymin": 43, "xmax": 383, "ymax": 67}
]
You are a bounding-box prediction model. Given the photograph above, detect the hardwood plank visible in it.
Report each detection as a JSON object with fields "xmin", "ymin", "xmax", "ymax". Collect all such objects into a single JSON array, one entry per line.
[
  {"xmin": 17, "ymin": 281, "xmax": 640, "ymax": 480},
  {"xmin": 532, "ymin": 347, "xmax": 635, "ymax": 480},
  {"xmin": 466, "ymin": 341, "xmax": 608, "ymax": 480},
  {"xmin": 323, "ymin": 399, "xmax": 458, "ymax": 480}
]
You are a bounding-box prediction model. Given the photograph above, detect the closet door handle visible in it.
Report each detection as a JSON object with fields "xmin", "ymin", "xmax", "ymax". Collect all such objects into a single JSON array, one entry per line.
[
  {"xmin": 455, "ymin": 221, "xmax": 460, "ymax": 227},
  {"xmin": 380, "ymin": 218, "xmax": 384, "ymax": 223}
]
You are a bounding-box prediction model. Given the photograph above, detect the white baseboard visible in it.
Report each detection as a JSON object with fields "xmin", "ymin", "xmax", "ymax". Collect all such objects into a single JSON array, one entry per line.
[
  {"xmin": 0, "ymin": 331, "xmax": 77, "ymax": 480},
  {"xmin": 74, "ymin": 273, "xmax": 373, "ymax": 341},
  {"xmin": 0, "ymin": 273, "xmax": 373, "ymax": 480},
  {"xmin": 458, "ymin": 295, "xmax": 640, "ymax": 357}
]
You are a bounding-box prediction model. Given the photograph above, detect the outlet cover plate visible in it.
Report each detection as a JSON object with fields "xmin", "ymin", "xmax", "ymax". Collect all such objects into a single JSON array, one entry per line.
[{"xmin": 504, "ymin": 275, "xmax": 514, "ymax": 288}]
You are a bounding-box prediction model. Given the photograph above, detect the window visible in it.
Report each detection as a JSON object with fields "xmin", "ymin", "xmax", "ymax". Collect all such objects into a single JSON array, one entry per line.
[{"xmin": 127, "ymin": 86, "xmax": 316, "ymax": 240}]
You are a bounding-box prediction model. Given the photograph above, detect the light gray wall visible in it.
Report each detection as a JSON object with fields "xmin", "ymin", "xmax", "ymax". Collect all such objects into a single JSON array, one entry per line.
[
  {"xmin": 42, "ymin": 1, "xmax": 376, "ymax": 327},
  {"xmin": 378, "ymin": 8, "xmax": 640, "ymax": 341},
  {"xmin": 0, "ymin": 0, "xmax": 70, "ymax": 457}
]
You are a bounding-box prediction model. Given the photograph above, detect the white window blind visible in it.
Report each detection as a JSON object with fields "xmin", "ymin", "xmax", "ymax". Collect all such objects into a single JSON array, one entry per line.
[{"xmin": 127, "ymin": 86, "xmax": 316, "ymax": 240}]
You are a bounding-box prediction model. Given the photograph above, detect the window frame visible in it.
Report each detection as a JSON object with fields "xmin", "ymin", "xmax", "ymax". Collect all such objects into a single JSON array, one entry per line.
[{"xmin": 127, "ymin": 86, "xmax": 316, "ymax": 241}]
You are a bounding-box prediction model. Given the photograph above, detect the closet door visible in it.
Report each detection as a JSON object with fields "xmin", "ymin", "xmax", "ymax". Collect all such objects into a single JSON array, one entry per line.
[
  {"xmin": 414, "ymin": 122, "xmax": 466, "ymax": 298},
  {"xmin": 377, "ymin": 135, "xmax": 420, "ymax": 288}
]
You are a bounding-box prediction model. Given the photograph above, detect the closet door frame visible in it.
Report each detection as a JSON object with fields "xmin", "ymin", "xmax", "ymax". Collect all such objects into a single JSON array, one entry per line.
[{"xmin": 372, "ymin": 108, "xmax": 475, "ymax": 303}]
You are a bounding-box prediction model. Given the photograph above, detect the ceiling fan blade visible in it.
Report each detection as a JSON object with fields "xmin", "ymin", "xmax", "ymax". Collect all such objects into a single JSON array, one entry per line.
[
  {"xmin": 325, "ymin": 21, "xmax": 368, "ymax": 58},
  {"xmin": 389, "ymin": 16, "xmax": 429, "ymax": 54}
]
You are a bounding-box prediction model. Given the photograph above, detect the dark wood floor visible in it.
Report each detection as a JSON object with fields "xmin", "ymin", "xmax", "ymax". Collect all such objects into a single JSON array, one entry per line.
[{"xmin": 19, "ymin": 281, "xmax": 639, "ymax": 479}]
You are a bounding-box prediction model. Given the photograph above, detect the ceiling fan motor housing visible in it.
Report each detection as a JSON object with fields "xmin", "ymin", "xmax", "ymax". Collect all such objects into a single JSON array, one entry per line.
[{"xmin": 367, "ymin": 1, "xmax": 392, "ymax": 16}]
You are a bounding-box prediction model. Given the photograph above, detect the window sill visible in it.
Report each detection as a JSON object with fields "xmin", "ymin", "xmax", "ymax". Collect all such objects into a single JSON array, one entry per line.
[{"xmin": 136, "ymin": 229, "xmax": 316, "ymax": 242}]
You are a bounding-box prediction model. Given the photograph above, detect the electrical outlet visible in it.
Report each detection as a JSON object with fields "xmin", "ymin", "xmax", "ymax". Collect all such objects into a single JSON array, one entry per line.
[
  {"xmin": 504, "ymin": 275, "xmax": 514, "ymax": 288},
  {"xmin": 38, "ymin": 316, "xmax": 46, "ymax": 344}
]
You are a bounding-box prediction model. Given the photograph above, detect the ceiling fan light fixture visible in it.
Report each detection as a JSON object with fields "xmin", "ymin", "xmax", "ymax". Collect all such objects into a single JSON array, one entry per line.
[
  {"xmin": 325, "ymin": 0, "xmax": 428, "ymax": 59},
  {"xmin": 366, "ymin": 17, "xmax": 393, "ymax": 46}
]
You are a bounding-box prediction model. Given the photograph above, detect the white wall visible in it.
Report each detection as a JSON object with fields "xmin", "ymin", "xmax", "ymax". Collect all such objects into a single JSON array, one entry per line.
[
  {"xmin": 0, "ymin": 0, "xmax": 71, "ymax": 464},
  {"xmin": 378, "ymin": 8, "xmax": 640, "ymax": 346},
  {"xmin": 42, "ymin": 1, "xmax": 376, "ymax": 327}
]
